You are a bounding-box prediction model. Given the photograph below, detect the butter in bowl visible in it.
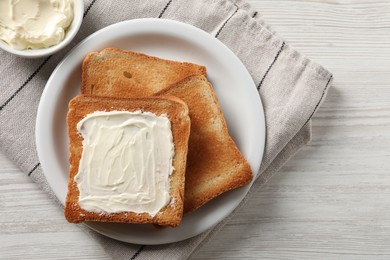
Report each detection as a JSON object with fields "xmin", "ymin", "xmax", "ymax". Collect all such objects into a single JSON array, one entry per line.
[{"xmin": 0, "ymin": 0, "xmax": 84, "ymax": 58}]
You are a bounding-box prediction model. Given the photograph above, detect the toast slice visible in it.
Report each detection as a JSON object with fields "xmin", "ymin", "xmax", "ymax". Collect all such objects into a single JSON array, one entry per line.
[
  {"xmin": 64, "ymin": 95, "xmax": 191, "ymax": 227},
  {"xmin": 156, "ymin": 75, "xmax": 253, "ymax": 213},
  {"xmin": 81, "ymin": 48, "xmax": 206, "ymax": 98}
]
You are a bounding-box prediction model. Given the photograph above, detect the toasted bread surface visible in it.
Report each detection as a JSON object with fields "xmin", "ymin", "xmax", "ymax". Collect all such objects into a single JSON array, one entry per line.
[
  {"xmin": 65, "ymin": 95, "xmax": 190, "ymax": 227},
  {"xmin": 156, "ymin": 75, "xmax": 253, "ymax": 213},
  {"xmin": 81, "ymin": 48, "xmax": 206, "ymax": 98}
]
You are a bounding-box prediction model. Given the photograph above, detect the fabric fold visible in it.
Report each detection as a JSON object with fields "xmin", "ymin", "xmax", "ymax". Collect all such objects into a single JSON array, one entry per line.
[{"xmin": 0, "ymin": 0, "xmax": 332, "ymax": 259}]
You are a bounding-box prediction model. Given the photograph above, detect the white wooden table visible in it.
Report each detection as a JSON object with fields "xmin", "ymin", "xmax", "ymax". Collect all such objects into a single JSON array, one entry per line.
[{"xmin": 1, "ymin": 0, "xmax": 390, "ymax": 259}]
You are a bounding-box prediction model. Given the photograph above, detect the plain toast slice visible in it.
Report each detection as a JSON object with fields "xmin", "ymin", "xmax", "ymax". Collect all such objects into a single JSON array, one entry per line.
[
  {"xmin": 81, "ymin": 48, "xmax": 206, "ymax": 98},
  {"xmin": 156, "ymin": 75, "xmax": 253, "ymax": 213},
  {"xmin": 65, "ymin": 95, "xmax": 191, "ymax": 227}
]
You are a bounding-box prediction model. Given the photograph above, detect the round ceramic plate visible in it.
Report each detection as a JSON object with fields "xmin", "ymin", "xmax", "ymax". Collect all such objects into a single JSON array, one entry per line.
[{"xmin": 36, "ymin": 18, "xmax": 265, "ymax": 245}]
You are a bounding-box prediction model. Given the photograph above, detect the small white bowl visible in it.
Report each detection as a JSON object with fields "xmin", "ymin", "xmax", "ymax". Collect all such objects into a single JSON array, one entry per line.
[{"xmin": 0, "ymin": 0, "xmax": 84, "ymax": 58}]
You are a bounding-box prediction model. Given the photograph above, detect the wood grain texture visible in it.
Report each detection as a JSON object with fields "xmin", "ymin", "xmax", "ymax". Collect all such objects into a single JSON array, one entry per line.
[
  {"xmin": 0, "ymin": 155, "xmax": 109, "ymax": 260},
  {"xmin": 1, "ymin": 0, "xmax": 390, "ymax": 259},
  {"xmin": 192, "ymin": 0, "xmax": 390, "ymax": 259}
]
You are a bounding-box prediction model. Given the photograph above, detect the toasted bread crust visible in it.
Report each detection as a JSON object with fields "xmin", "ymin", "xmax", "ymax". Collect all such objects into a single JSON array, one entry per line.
[
  {"xmin": 64, "ymin": 95, "xmax": 191, "ymax": 227},
  {"xmin": 156, "ymin": 75, "xmax": 253, "ymax": 213},
  {"xmin": 81, "ymin": 48, "xmax": 206, "ymax": 98},
  {"xmin": 79, "ymin": 48, "xmax": 252, "ymax": 215}
]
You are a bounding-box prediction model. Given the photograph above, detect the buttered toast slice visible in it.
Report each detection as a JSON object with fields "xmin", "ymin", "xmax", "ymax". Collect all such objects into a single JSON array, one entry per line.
[
  {"xmin": 65, "ymin": 95, "xmax": 191, "ymax": 227},
  {"xmin": 156, "ymin": 75, "xmax": 253, "ymax": 213},
  {"xmin": 81, "ymin": 48, "xmax": 206, "ymax": 98}
]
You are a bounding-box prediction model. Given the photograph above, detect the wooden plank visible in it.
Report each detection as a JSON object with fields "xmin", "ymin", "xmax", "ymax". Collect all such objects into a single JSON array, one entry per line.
[
  {"xmin": 1, "ymin": 0, "xmax": 390, "ymax": 259},
  {"xmin": 192, "ymin": 0, "xmax": 390, "ymax": 259},
  {"xmin": 0, "ymin": 155, "xmax": 109, "ymax": 260}
]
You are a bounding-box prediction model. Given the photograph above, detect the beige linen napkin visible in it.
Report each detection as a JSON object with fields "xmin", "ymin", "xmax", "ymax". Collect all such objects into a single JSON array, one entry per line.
[{"xmin": 0, "ymin": 0, "xmax": 332, "ymax": 259}]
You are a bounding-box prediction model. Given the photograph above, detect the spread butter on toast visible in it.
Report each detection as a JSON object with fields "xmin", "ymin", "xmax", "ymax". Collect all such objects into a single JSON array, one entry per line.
[{"xmin": 65, "ymin": 95, "xmax": 191, "ymax": 227}]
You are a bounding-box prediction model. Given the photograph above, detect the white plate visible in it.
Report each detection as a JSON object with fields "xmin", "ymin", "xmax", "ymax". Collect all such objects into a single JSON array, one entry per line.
[{"xmin": 36, "ymin": 18, "xmax": 265, "ymax": 245}]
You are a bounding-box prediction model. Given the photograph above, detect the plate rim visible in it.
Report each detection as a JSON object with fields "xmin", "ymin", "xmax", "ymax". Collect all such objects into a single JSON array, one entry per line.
[{"xmin": 36, "ymin": 18, "xmax": 265, "ymax": 245}]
